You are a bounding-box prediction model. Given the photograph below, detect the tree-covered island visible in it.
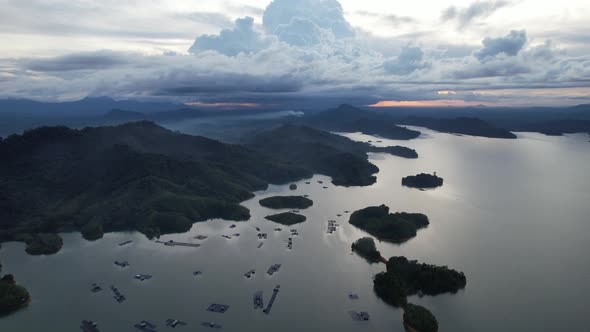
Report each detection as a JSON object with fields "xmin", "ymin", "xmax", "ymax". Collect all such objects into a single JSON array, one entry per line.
[
  {"xmin": 349, "ymin": 205, "xmax": 429, "ymax": 243},
  {"xmin": 259, "ymin": 196, "xmax": 313, "ymax": 210}
]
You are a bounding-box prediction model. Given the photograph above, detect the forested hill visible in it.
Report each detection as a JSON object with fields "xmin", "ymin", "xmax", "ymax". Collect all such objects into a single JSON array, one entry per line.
[{"xmin": 0, "ymin": 121, "xmax": 308, "ymax": 243}]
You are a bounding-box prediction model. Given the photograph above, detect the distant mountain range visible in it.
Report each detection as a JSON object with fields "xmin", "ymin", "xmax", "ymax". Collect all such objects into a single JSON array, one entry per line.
[{"xmin": 1, "ymin": 97, "xmax": 589, "ymax": 138}]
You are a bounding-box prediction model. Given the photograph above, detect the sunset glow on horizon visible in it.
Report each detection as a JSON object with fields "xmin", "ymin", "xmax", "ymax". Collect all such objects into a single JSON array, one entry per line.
[{"xmin": 368, "ymin": 100, "xmax": 498, "ymax": 108}]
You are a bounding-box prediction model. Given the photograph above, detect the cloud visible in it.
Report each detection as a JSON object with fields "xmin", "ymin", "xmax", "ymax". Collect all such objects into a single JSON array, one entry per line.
[
  {"xmin": 22, "ymin": 51, "xmax": 131, "ymax": 72},
  {"xmin": 355, "ymin": 11, "xmax": 416, "ymax": 26},
  {"xmin": 188, "ymin": 17, "xmax": 271, "ymax": 56},
  {"xmin": 442, "ymin": 1, "xmax": 510, "ymax": 28},
  {"xmin": 451, "ymin": 59, "xmax": 530, "ymax": 79},
  {"xmin": 383, "ymin": 46, "xmax": 430, "ymax": 75},
  {"xmin": 263, "ymin": 0, "xmax": 354, "ymax": 45},
  {"xmin": 475, "ymin": 30, "xmax": 527, "ymax": 61}
]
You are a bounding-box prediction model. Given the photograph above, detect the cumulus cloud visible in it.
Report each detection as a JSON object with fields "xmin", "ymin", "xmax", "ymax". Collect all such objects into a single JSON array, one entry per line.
[
  {"xmin": 442, "ymin": 1, "xmax": 510, "ymax": 28},
  {"xmin": 383, "ymin": 46, "xmax": 430, "ymax": 75},
  {"xmin": 188, "ymin": 17, "xmax": 271, "ymax": 56},
  {"xmin": 474, "ymin": 30, "xmax": 527, "ymax": 61},
  {"xmin": 263, "ymin": 0, "xmax": 354, "ymax": 46}
]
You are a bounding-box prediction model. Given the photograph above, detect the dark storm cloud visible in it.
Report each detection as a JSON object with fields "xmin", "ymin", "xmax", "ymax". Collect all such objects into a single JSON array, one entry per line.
[
  {"xmin": 475, "ymin": 30, "xmax": 527, "ymax": 61},
  {"xmin": 452, "ymin": 59, "xmax": 530, "ymax": 79},
  {"xmin": 22, "ymin": 51, "xmax": 131, "ymax": 72},
  {"xmin": 153, "ymin": 73, "xmax": 303, "ymax": 95},
  {"xmin": 383, "ymin": 46, "xmax": 430, "ymax": 75},
  {"xmin": 442, "ymin": 1, "xmax": 510, "ymax": 28}
]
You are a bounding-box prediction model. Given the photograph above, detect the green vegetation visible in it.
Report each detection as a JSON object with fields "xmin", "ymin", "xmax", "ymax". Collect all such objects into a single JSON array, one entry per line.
[
  {"xmin": 303, "ymin": 104, "xmax": 422, "ymax": 140},
  {"xmin": 0, "ymin": 262, "xmax": 31, "ymax": 316},
  {"xmin": 403, "ymin": 303, "xmax": 439, "ymax": 332},
  {"xmin": 373, "ymin": 256, "xmax": 467, "ymax": 307},
  {"xmin": 402, "ymin": 173, "xmax": 444, "ymax": 189},
  {"xmin": 259, "ymin": 196, "xmax": 313, "ymax": 209},
  {"xmin": 14, "ymin": 233, "xmax": 63, "ymax": 255},
  {"xmin": 0, "ymin": 122, "xmax": 308, "ymax": 253},
  {"xmin": 247, "ymin": 124, "xmax": 418, "ymax": 187},
  {"xmin": 349, "ymin": 205, "xmax": 429, "ymax": 243},
  {"xmin": 265, "ymin": 212, "xmax": 307, "ymax": 226},
  {"xmin": 351, "ymin": 237, "xmax": 381, "ymax": 263},
  {"xmin": 81, "ymin": 221, "xmax": 104, "ymax": 241},
  {"xmin": 369, "ymin": 145, "xmax": 418, "ymax": 159}
]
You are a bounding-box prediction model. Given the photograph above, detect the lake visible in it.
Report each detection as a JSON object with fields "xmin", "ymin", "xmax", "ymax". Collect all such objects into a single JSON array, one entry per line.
[{"xmin": 1, "ymin": 127, "xmax": 589, "ymax": 331}]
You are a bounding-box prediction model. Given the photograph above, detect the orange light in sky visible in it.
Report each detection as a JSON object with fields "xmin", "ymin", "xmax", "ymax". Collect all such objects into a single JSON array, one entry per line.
[{"xmin": 368, "ymin": 100, "xmax": 498, "ymax": 108}]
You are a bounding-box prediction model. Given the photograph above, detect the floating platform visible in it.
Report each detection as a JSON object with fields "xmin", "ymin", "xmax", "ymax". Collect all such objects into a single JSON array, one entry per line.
[
  {"xmin": 134, "ymin": 274, "xmax": 152, "ymax": 281},
  {"xmin": 274, "ymin": 228, "xmax": 282, "ymax": 232},
  {"xmin": 201, "ymin": 322, "xmax": 222, "ymax": 329},
  {"xmin": 221, "ymin": 235, "xmax": 232, "ymax": 239},
  {"xmin": 207, "ymin": 304, "xmax": 230, "ymax": 313},
  {"xmin": 244, "ymin": 269, "xmax": 256, "ymax": 278},
  {"xmin": 114, "ymin": 261, "xmax": 130, "ymax": 268},
  {"xmin": 257, "ymin": 233, "xmax": 268, "ymax": 240},
  {"xmin": 232, "ymin": 233, "xmax": 240, "ymax": 237},
  {"xmin": 255, "ymin": 227, "xmax": 261, "ymax": 232},
  {"xmin": 263, "ymin": 285, "xmax": 281, "ymax": 314},
  {"xmin": 257, "ymin": 243, "xmax": 264, "ymax": 249},
  {"xmin": 193, "ymin": 271, "xmax": 203, "ymax": 277},
  {"xmin": 134, "ymin": 320, "xmax": 157, "ymax": 332},
  {"xmin": 110, "ymin": 285, "xmax": 126, "ymax": 303},
  {"xmin": 349, "ymin": 311, "xmax": 370, "ymax": 321},
  {"xmin": 80, "ymin": 320, "xmax": 99, "ymax": 332},
  {"xmin": 253, "ymin": 291, "xmax": 264, "ymax": 309},
  {"xmin": 290, "ymin": 229, "xmax": 299, "ymax": 236},
  {"xmin": 287, "ymin": 238, "xmax": 293, "ymax": 250},
  {"xmin": 118, "ymin": 240, "xmax": 133, "ymax": 246},
  {"xmin": 90, "ymin": 283, "xmax": 102, "ymax": 293},
  {"xmin": 229, "ymin": 224, "xmax": 236, "ymax": 229},
  {"xmin": 194, "ymin": 235, "xmax": 208, "ymax": 240},
  {"xmin": 348, "ymin": 293, "xmax": 359, "ymax": 300},
  {"xmin": 165, "ymin": 319, "xmax": 187, "ymax": 328},
  {"xmin": 318, "ymin": 181, "xmax": 323, "ymax": 184},
  {"xmin": 267, "ymin": 264, "xmax": 281, "ymax": 276},
  {"xmin": 156, "ymin": 240, "xmax": 200, "ymax": 248}
]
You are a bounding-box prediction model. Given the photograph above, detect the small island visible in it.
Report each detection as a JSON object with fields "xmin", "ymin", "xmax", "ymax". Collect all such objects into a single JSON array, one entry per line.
[
  {"xmin": 0, "ymin": 261, "xmax": 31, "ymax": 316},
  {"xmin": 351, "ymin": 237, "xmax": 382, "ymax": 263},
  {"xmin": 403, "ymin": 303, "xmax": 438, "ymax": 332},
  {"xmin": 369, "ymin": 145, "xmax": 418, "ymax": 159},
  {"xmin": 401, "ymin": 173, "xmax": 443, "ymax": 189},
  {"xmin": 265, "ymin": 212, "xmax": 307, "ymax": 226},
  {"xmin": 349, "ymin": 205, "xmax": 429, "ymax": 243},
  {"xmin": 373, "ymin": 256, "xmax": 467, "ymax": 307},
  {"xmin": 15, "ymin": 233, "xmax": 63, "ymax": 255},
  {"xmin": 259, "ymin": 196, "xmax": 314, "ymax": 210},
  {"xmin": 81, "ymin": 222, "xmax": 104, "ymax": 241}
]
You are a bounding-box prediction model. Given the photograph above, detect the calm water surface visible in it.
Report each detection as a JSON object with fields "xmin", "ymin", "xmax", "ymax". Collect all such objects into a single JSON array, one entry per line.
[{"xmin": 1, "ymin": 128, "xmax": 589, "ymax": 331}]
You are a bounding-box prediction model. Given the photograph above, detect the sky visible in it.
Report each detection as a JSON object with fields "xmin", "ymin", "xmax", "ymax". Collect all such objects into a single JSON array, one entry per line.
[{"xmin": 0, "ymin": 0, "xmax": 589, "ymax": 108}]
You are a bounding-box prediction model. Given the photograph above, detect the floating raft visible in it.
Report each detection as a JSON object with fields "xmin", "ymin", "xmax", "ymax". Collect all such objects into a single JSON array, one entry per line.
[
  {"xmin": 207, "ymin": 304, "xmax": 230, "ymax": 313},
  {"xmin": 253, "ymin": 291, "xmax": 264, "ymax": 309},
  {"xmin": 156, "ymin": 240, "xmax": 201, "ymax": 248},
  {"xmin": 201, "ymin": 322, "xmax": 222, "ymax": 329},
  {"xmin": 134, "ymin": 274, "xmax": 152, "ymax": 281},
  {"xmin": 348, "ymin": 293, "xmax": 359, "ymax": 300},
  {"xmin": 267, "ymin": 264, "xmax": 281, "ymax": 276},
  {"xmin": 80, "ymin": 320, "xmax": 99, "ymax": 332},
  {"xmin": 110, "ymin": 285, "xmax": 126, "ymax": 303},
  {"xmin": 114, "ymin": 261, "xmax": 130, "ymax": 268},
  {"xmin": 263, "ymin": 285, "xmax": 281, "ymax": 314},
  {"xmin": 290, "ymin": 229, "xmax": 299, "ymax": 236},
  {"xmin": 90, "ymin": 283, "xmax": 102, "ymax": 293},
  {"xmin": 165, "ymin": 319, "xmax": 187, "ymax": 328},
  {"xmin": 257, "ymin": 233, "xmax": 268, "ymax": 239},
  {"xmin": 134, "ymin": 320, "xmax": 157, "ymax": 332},
  {"xmin": 194, "ymin": 235, "xmax": 208, "ymax": 240},
  {"xmin": 349, "ymin": 311, "xmax": 370, "ymax": 321},
  {"xmin": 257, "ymin": 242, "xmax": 264, "ymax": 249},
  {"xmin": 229, "ymin": 224, "xmax": 236, "ymax": 229},
  {"xmin": 118, "ymin": 240, "xmax": 133, "ymax": 246},
  {"xmin": 287, "ymin": 238, "xmax": 293, "ymax": 250},
  {"xmin": 193, "ymin": 271, "xmax": 203, "ymax": 277},
  {"xmin": 244, "ymin": 269, "xmax": 255, "ymax": 278},
  {"xmin": 274, "ymin": 228, "xmax": 282, "ymax": 232}
]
